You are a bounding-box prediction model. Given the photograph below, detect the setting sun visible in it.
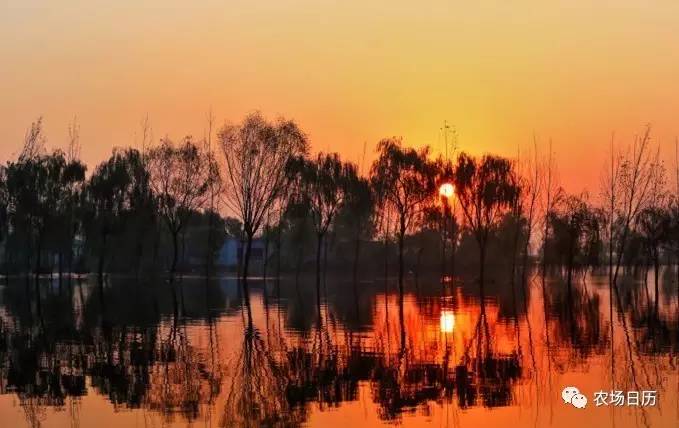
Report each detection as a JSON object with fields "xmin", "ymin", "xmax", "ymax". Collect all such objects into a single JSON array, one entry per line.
[{"xmin": 439, "ymin": 183, "xmax": 454, "ymax": 199}]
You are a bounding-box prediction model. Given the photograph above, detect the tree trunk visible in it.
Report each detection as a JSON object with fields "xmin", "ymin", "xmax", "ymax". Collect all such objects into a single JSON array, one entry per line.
[
  {"xmin": 322, "ymin": 233, "xmax": 329, "ymax": 293},
  {"xmin": 58, "ymin": 251, "xmax": 63, "ymax": 289},
  {"xmin": 170, "ymin": 230, "xmax": 179, "ymax": 279},
  {"xmin": 567, "ymin": 236, "xmax": 576, "ymax": 294},
  {"xmin": 315, "ymin": 233, "xmax": 323, "ymax": 288},
  {"xmin": 134, "ymin": 240, "xmax": 143, "ymax": 282},
  {"xmin": 676, "ymin": 251, "xmax": 679, "ymax": 308},
  {"xmin": 276, "ymin": 224, "xmax": 282, "ymax": 280},
  {"xmin": 67, "ymin": 244, "xmax": 73, "ymax": 286},
  {"xmin": 315, "ymin": 233, "xmax": 323, "ymax": 323},
  {"xmin": 35, "ymin": 235, "xmax": 42, "ymax": 282},
  {"xmin": 441, "ymin": 213, "xmax": 447, "ymax": 277},
  {"xmin": 478, "ymin": 240, "xmax": 487, "ymax": 313},
  {"xmin": 180, "ymin": 229, "xmax": 187, "ymax": 279},
  {"xmin": 295, "ymin": 245, "xmax": 303, "ymax": 285},
  {"xmin": 352, "ymin": 233, "xmax": 361, "ymax": 284},
  {"xmin": 98, "ymin": 233, "xmax": 107, "ymax": 284},
  {"xmin": 241, "ymin": 232, "xmax": 254, "ymax": 322},
  {"xmin": 242, "ymin": 233, "xmax": 253, "ymax": 281},
  {"xmin": 450, "ymin": 223, "xmax": 456, "ymax": 278},
  {"xmin": 653, "ymin": 252, "xmax": 659, "ymax": 314},
  {"xmin": 263, "ymin": 230, "xmax": 270, "ymax": 281},
  {"xmin": 383, "ymin": 211, "xmax": 390, "ymax": 282},
  {"xmin": 206, "ymin": 212, "xmax": 214, "ymax": 278},
  {"xmin": 398, "ymin": 230, "xmax": 405, "ymax": 298}
]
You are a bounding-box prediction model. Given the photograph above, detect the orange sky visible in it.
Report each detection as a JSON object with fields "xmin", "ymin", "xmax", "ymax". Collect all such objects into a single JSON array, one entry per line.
[{"xmin": 2, "ymin": 1, "xmax": 679, "ymax": 192}]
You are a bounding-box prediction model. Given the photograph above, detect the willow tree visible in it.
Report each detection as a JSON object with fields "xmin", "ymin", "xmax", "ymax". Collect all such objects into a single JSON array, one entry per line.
[
  {"xmin": 287, "ymin": 153, "xmax": 355, "ymax": 310},
  {"xmin": 546, "ymin": 194, "xmax": 601, "ymax": 289},
  {"xmin": 335, "ymin": 171, "xmax": 375, "ymax": 283},
  {"xmin": 85, "ymin": 148, "xmax": 151, "ymax": 281},
  {"xmin": 370, "ymin": 138, "xmax": 436, "ymax": 293},
  {"xmin": 147, "ymin": 137, "xmax": 215, "ymax": 279},
  {"xmin": 601, "ymin": 126, "xmax": 657, "ymax": 286},
  {"xmin": 218, "ymin": 112, "xmax": 307, "ymax": 281},
  {"xmin": 453, "ymin": 153, "xmax": 519, "ymax": 297}
]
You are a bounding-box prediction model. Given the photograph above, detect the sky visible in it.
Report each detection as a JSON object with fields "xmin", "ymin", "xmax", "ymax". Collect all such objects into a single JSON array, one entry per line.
[{"xmin": 2, "ymin": 1, "xmax": 679, "ymax": 192}]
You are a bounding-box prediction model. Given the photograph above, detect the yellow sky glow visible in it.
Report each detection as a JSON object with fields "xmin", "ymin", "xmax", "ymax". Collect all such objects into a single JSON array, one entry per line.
[{"xmin": 2, "ymin": 1, "xmax": 679, "ymax": 192}]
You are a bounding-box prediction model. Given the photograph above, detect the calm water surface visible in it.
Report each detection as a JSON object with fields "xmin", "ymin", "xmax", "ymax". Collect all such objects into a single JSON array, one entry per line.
[{"xmin": 0, "ymin": 270, "xmax": 677, "ymax": 427}]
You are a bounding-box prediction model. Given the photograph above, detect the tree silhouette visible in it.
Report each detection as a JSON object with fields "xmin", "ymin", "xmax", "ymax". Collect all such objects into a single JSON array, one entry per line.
[
  {"xmin": 287, "ymin": 153, "xmax": 355, "ymax": 315},
  {"xmin": 453, "ymin": 153, "xmax": 519, "ymax": 300},
  {"xmin": 602, "ymin": 127, "xmax": 658, "ymax": 286},
  {"xmin": 637, "ymin": 205, "xmax": 669, "ymax": 312},
  {"xmin": 545, "ymin": 194, "xmax": 601, "ymax": 288},
  {"xmin": 334, "ymin": 171, "xmax": 375, "ymax": 284},
  {"xmin": 0, "ymin": 165, "xmax": 8, "ymax": 277},
  {"xmin": 218, "ymin": 112, "xmax": 307, "ymax": 282},
  {"xmin": 370, "ymin": 138, "xmax": 436, "ymax": 293},
  {"xmin": 84, "ymin": 149, "xmax": 149, "ymax": 282},
  {"xmin": 147, "ymin": 138, "xmax": 215, "ymax": 279},
  {"xmin": 5, "ymin": 147, "xmax": 84, "ymax": 279}
]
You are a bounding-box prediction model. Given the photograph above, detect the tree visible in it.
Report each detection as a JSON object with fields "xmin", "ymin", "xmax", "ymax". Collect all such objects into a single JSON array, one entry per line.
[
  {"xmin": 545, "ymin": 194, "xmax": 601, "ymax": 288},
  {"xmin": 601, "ymin": 126, "xmax": 657, "ymax": 286},
  {"xmin": 202, "ymin": 111, "xmax": 222, "ymax": 278},
  {"xmin": 85, "ymin": 149, "xmax": 150, "ymax": 281},
  {"xmin": 453, "ymin": 153, "xmax": 519, "ymax": 298},
  {"xmin": 49, "ymin": 155, "xmax": 86, "ymax": 282},
  {"xmin": 5, "ymin": 149, "xmax": 83, "ymax": 279},
  {"xmin": 370, "ymin": 138, "xmax": 436, "ymax": 294},
  {"xmin": 516, "ymin": 141, "xmax": 542, "ymax": 283},
  {"xmin": 334, "ymin": 171, "xmax": 375, "ymax": 283},
  {"xmin": 432, "ymin": 156, "xmax": 458, "ymax": 278},
  {"xmin": 636, "ymin": 161, "xmax": 669, "ymax": 313},
  {"xmin": 541, "ymin": 140, "xmax": 560, "ymax": 276},
  {"xmin": 287, "ymin": 153, "xmax": 355, "ymax": 308},
  {"xmin": 218, "ymin": 112, "xmax": 307, "ymax": 282},
  {"xmin": 664, "ymin": 197, "xmax": 679, "ymax": 300},
  {"xmin": 637, "ymin": 206, "xmax": 668, "ymax": 308},
  {"xmin": 0, "ymin": 166, "xmax": 7, "ymax": 277},
  {"xmin": 147, "ymin": 138, "xmax": 215, "ymax": 279}
]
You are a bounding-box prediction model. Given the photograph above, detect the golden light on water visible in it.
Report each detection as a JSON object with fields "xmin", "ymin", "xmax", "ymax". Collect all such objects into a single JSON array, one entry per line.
[
  {"xmin": 439, "ymin": 310, "xmax": 456, "ymax": 333},
  {"xmin": 439, "ymin": 183, "xmax": 454, "ymax": 199}
]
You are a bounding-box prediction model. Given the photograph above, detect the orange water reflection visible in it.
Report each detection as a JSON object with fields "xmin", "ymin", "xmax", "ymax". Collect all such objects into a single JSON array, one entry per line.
[{"xmin": 0, "ymin": 272, "xmax": 677, "ymax": 427}]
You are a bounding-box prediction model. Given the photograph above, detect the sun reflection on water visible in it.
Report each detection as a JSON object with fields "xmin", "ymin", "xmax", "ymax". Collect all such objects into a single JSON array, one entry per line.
[{"xmin": 439, "ymin": 310, "xmax": 456, "ymax": 333}]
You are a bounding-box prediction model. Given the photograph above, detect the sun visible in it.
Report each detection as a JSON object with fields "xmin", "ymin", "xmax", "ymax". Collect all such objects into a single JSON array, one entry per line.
[{"xmin": 439, "ymin": 183, "xmax": 454, "ymax": 199}]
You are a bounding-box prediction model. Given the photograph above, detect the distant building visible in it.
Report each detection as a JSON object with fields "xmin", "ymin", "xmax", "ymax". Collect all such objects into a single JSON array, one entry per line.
[{"xmin": 216, "ymin": 237, "xmax": 267, "ymax": 269}]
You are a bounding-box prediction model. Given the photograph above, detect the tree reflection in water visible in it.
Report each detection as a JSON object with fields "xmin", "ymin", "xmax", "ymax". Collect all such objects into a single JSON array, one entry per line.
[{"xmin": 0, "ymin": 271, "xmax": 676, "ymax": 427}]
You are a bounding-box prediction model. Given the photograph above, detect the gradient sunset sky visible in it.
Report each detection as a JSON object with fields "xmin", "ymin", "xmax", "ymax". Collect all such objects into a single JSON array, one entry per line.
[{"xmin": 2, "ymin": 1, "xmax": 679, "ymax": 191}]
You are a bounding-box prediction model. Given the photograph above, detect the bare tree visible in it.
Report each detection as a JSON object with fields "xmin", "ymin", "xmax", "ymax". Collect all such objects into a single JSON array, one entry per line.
[
  {"xmin": 604, "ymin": 126, "xmax": 656, "ymax": 286},
  {"xmin": 147, "ymin": 137, "xmax": 215, "ymax": 279},
  {"xmin": 218, "ymin": 112, "xmax": 307, "ymax": 281},
  {"xmin": 636, "ymin": 154, "xmax": 668, "ymax": 312},
  {"xmin": 20, "ymin": 117, "xmax": 47, "ymax": 161},
  {"xmin": 519, "ymin": 139, "xmax": 543, "ymax": 282},
  {"xmin": 600, "ymin": 133, "xmax": 621, "ymax": 286},
  {"xmin": 541, "ymin": 139, "xmax": 561, "ymax": 276},
  {"xmin": 203, "ymin": 110, "xmax": 222, "ymax": 278},
  {"xmin": 66, "ymin": 117, "xmax": 81, "ymax": 163}
]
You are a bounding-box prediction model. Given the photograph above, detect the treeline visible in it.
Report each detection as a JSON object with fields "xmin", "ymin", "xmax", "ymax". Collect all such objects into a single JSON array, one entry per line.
[{"xmin": 0, "ymin": 116, "xmax": 678, "ymax": 292}]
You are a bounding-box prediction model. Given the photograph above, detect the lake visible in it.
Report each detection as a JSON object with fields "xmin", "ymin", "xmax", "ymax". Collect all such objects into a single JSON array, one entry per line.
[{"xmin": 0, "ymin": 269, "xmax": 677, "ymax": 427}]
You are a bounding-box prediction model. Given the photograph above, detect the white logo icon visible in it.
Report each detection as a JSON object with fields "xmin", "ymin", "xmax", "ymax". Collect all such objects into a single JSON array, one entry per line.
[
  {"xmin": 571, "ymin": 393, "xmax": 588, "ymax": 409},
  {"xmin": 562, "ymin": 386, "xmax": 587, "ymax": 409},
  {"xmin": 562, "ymin": 386, "xmax": 580, "ymax": 404}
]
